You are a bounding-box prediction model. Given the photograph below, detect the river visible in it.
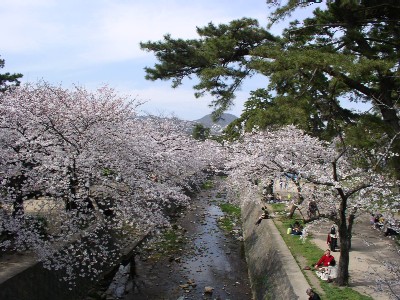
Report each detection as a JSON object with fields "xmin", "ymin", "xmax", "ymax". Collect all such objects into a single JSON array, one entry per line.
[{"xmin": 123, "ymin": 179, "xmax": 252, "ymax": 300}]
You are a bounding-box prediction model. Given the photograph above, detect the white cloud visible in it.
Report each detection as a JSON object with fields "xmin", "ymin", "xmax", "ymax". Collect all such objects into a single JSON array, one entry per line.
[
  {"xmin": 1, "ymin": 0, "xmax": 270, "ymax": 69},
  {"xmin": 0, "ymin": 0, "xmax": 62, "ymax": 53},
  {"xmin": 77, "ymin": 0, "xmax": 268, "ymax": 64},
  {"xmin": 1, "ymin": 0, "xmax": 313, "ymax": 120}
]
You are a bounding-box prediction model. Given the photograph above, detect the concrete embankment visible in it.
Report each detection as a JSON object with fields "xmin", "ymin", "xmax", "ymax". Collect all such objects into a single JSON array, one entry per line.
[{"xmin": 242, "ymin": 200, "xmax": 309, "ymax": 300}]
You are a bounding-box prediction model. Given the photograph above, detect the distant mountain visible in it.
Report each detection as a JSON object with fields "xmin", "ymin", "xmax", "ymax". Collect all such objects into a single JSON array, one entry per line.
[{"xmin": 193, "ymin": 113, "xmax": 238, "ymax": 135}]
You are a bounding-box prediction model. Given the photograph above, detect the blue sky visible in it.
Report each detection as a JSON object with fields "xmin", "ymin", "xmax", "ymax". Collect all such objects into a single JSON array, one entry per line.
[{"xmin": 1, "ymin": 0, "xmax": 320, "ymax": 120}]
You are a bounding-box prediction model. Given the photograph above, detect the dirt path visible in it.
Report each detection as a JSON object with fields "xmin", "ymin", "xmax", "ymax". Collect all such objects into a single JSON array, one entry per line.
[{"xmin": 123, "ymin": 180, "xmax": 251, "ymax": 300}]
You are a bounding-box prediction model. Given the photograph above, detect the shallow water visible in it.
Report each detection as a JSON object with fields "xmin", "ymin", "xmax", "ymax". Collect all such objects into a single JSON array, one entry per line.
[{"xmin": 123, "ymin": 185, "xmax": 251, "ymax": 300}]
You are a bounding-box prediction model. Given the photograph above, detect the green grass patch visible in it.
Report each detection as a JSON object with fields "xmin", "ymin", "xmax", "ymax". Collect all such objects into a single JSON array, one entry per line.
[
  {"xmin": 219, "ymin": 203, "xmax": 241, "ymax": 218},
  {"xmin": 319, "ymin": 282, "xmax": 373, "ymax": 300},
  {"xmin": 145, "ymin": 229, "xmax": 184, "ymax": 261},
  {"xmin": 218, "ymin": 216, "xmax": 235, "ymax": 232},
  {"xmin": 101, "ymin": 167, "xmax": 116, "ymax": 176},
  {"xmin": 278, "ymin": 218, "xmax": 321, "ymax": 264},
  {"xmin": 270, "ymin": 203, "xmax": 286, "ymax": 214},
  {"xmin": 202, "ymin": 180, "xmax": 214, "ymax": 189},
  {"xmin": 217, "ymin": 203, "xmax": 241, "ymax": 233},
  {"xmin": 157, "ymin": 230, "xmax": 182, "ymax": 252}
]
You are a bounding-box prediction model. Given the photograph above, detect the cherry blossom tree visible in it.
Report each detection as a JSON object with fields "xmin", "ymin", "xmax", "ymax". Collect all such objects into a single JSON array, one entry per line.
[
  {"xmin": 0, "ymin": 82, "xmax": 224, "ymax": 284},
  {"xmin": 224, "ymin": 125, "xmax": 399, "ymax": 286}
]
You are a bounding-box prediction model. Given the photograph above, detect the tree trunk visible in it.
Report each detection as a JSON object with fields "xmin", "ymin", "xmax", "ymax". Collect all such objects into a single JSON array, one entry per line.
[
  {"xmin": 336, "ymin": 230, "xmax": 350, "ymax": 286},
  {"xmin": 288, "ymin": 203, "xmax": 297, "ymax": 219},
  {"xmin": 10, "ymin": 174, "xmax": 26, "ymax": 218},
  {"xmin": 287, "ymin": 180, "xmax": 304, "ymax": 219},
  {"xmin": 65, "ymin": 163, "xmax": 94, "ymax": 212},
  {"xmin": 266, "ymin": 179, "xmax": 274, "ymax": 201},
  {"xmin": 335, "ymin": 191, "xmax": 355, "ymax": 286},
  {"xmin": 12, "ymin": 194, "xmax": 24, "ymax": 218}
]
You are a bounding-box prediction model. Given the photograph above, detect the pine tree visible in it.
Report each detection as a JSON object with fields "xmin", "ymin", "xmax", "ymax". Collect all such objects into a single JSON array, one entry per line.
[{"xmin": 0, "ymin": 56, "xmax": 22, "ymax": 92}]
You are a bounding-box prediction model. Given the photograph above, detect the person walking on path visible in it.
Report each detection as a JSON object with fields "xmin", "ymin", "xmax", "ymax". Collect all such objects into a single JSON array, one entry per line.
[{"xmin": 327, "ymin": 224, "xmax": 338, "ymax": 251}]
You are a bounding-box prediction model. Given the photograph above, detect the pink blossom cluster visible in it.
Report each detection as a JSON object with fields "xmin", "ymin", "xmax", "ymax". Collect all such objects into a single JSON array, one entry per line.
[{"xmin": 0, "ymin": 82, "xmax": 224, "ymax": 283}]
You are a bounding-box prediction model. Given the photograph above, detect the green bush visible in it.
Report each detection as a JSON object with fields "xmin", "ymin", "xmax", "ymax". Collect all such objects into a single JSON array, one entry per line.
[{"xmin": 201, "ymin": 180, "xmax": 214, "ymax": 189}]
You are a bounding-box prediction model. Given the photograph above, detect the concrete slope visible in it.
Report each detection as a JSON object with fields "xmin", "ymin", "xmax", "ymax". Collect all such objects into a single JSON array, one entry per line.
[{"xmin": 242, "ymin": 201, "xmax": 309, "ymax": 300}]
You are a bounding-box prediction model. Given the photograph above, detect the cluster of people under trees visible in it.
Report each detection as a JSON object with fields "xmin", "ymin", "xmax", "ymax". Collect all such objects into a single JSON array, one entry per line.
[{"xmin": 370, "ymin": 212, "xmax": 400, "ymax": 238}]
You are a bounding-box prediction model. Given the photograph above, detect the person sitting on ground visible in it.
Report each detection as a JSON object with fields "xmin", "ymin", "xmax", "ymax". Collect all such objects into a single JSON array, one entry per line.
[
  {"xmin": 314, "ymin": 249, "xmax": 335, "ymax": 270},
  {"xmin": 383, "ymin": 219, "xmax": 400, "ymax": 237},
  {"xmin": 316, "ymin": 262, "xmax": 338, "ymax": 281},
  {"xmin": 306, "ymin": 288, "xmax": 321, "ymax": 300},
  {"xmin": 370, "ymin": 213, "xmax": 376, "ymax": 225},
  {"xmin": 291, "ymin": 225, "xmax": 303, "ymax": 235},
  {"xmin": 374, "ymin": 213, "xmax": 385, "ymax": 230},
  {"xmin": 292, "ymin": 220, "xmax": 300, "ymax": 228},
  {"xmin": 255, "ymin": 206, "xmax": 269, "ymax": 226},
  {"xmin": 290, "ymin": 221, "xmax": 303, "ymax": 235},
  {"xmin": 327, "ymin": 264, "xmax": 338, "ymax": 281}
]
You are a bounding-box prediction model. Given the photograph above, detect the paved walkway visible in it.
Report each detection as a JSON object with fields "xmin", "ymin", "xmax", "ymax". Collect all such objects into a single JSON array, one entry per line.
[{"xmin": 308, "ymin": 216, "xmax": 400, "ymax": 299}]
